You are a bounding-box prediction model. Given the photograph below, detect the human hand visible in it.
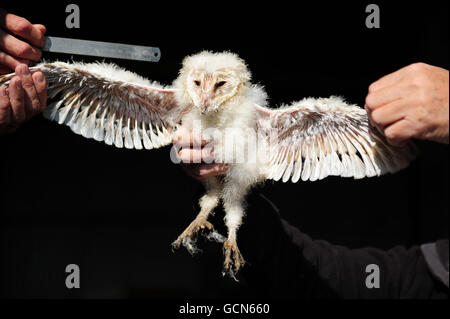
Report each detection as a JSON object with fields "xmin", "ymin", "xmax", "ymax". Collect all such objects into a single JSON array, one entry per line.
[
  {"xmin": 365, "ymin": 63, "xmax": 449, "ymax": 146},
  {"xmin": 0, "ymin": 64, "xmax": 47, "ymax": 134},
  {"xmin": 173, "ymin": 126, "xmax": 228, "ymax": 181},
  {"xmin": 0, "ymin": 9, "xmax": 46, "ymax": 74}
]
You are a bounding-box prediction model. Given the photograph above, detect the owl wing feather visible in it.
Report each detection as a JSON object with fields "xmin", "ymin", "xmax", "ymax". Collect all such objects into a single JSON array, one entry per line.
[
  {"xmin": 0, "ymin": 61, "xmax": 187, "ymax": 150},
  {"xmin": 255, "ymin": 96, "xmax": 418, "ymax": 183}
]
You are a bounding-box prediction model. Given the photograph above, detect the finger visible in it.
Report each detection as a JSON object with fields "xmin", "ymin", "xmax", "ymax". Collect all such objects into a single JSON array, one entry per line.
[
  {"xmin": 172, "ymin": 127, "xmax": 188, "ymax": 144},
  {"xmin": 370, "ymin": 100, "xmax": 408, "ymax": 127},
  {"xmin": 365, "ymin": 106, "xmax": 384, "ymax": 135},
  {"xmin": 383, "ymin": 120, "xmax": 416, "ymax": 147},
  {"xmin": 173, "ymin": 127, "xmax": 204, "ymax": 147},
  {"xmin": 365, "ymin": 84, "xmax": 410, "ymax": 111},
  {"xmin": 0, "ymin": 29, "xmax": 42, "ymax": 61},
  {"xmin": 197, "ymin": 163, "xmax": 228, "ymax": 177},
  {"xmin": 33, "ymin": 24, "xmax": 47, "ymax": 36},
  {"xmin": 173, "ymin": 126, "xmax": 207, "ymax": 147},
  {"xmin": 178, "ymin": 146, "xmax": 214, "ymax": 163},
  {"xmin": 0, "ymin": 51, "xmax": 31, "ymax": 72},
  {"xmin": 32, "ymin": 71, "xmax": 47, "ymax": 112},
  {"xmin": 8, "ymin": 76, "xmax": 25, "ymax": 124},
  {"xmin": 368, "ymin": 67, "xmax": 408, "ymax": 93},
  {"xmin": 180, "ymin": 163, "xmax": 227, "ymax": 181},
  {"xmin": 0, "ymin": 12, "xmax": 46, "ymax": 47},
  {"xmin": 0, "ymin": 86, "xmax": 12, "ymax": 125},
  {"xmin": 365, "ymin": 105, "xmax": 373, "ymax": 123},
  {"xmin": 16, "ymin": 64, "xmax": 41, "ymax": 116}
]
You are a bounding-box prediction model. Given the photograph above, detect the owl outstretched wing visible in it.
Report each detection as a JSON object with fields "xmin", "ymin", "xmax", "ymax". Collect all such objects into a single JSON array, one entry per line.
[
  {"xmin": 255, "ymin": 96, "xmax": 418, "ymax": 183},
  {"xmin": 0, "ymin": 62, "xmax": 187, "ymax": 149}
]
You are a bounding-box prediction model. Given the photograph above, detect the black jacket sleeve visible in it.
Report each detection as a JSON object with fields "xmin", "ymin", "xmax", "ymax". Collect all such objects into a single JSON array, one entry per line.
[{"xmin": 239, "ymin": 191, "xmax": 449, "ymax": 299}]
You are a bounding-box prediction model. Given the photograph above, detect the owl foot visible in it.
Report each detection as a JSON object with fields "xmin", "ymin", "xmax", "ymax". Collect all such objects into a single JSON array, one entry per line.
[
  {"xmin": 171, "ymin": 217, "xmax": 214, "ymax": 254},
  {"xmin": 222, "ymin": 239, "xmax": 246, "ymax": 281}
]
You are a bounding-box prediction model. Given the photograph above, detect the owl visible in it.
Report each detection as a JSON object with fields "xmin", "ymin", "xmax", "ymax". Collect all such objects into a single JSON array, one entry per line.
[{"xmin": 0, "ymin": 51, "xmax": 417, "ymax": 279}]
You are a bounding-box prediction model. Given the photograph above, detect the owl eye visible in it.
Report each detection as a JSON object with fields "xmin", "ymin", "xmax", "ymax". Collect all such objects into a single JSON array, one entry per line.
[
  {"xmin": 215, "ymin": 81, "xmax": 226, "ymax": 88},
  {"xmin": 194, "ymin": 80, "xmax": 201, "ymax": 86}
]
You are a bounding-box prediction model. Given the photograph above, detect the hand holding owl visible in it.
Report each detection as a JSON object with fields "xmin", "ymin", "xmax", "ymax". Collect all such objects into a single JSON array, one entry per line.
[{"xmin": 365, "ymin": 63, "xmax": 449, "ymax": 146}]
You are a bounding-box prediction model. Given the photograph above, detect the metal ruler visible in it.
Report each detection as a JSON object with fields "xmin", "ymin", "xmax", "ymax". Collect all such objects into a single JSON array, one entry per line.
[{"xmin": 43, "ymin": 36, "xmax": 161, "ymax": 62}]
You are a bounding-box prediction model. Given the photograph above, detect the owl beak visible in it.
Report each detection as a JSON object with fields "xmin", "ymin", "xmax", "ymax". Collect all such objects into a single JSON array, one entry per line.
[
  {"xmin": 199, "ymin": 95, "xmax": 208, "ymax": 114},
  {"xmin": 199, "ymin": 79, "xmax": 215, "ymax": 113},
  {"xmin": 200, "ymin": 91, "xmax": 215, "ymax": 113},
  {"xmin": 201, "ymin": 94, "xmax": 208, "ymax": 107}
]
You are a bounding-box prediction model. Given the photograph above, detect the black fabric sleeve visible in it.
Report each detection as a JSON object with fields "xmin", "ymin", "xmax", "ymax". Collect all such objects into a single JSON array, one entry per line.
[{"xmin": 239, "ymin": 191, "xmax": 449, "ymax": 299}]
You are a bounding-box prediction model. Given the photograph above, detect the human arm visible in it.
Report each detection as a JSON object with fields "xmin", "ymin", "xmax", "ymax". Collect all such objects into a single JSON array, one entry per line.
[{"xmin": 238, "ymin": 191, "xmax": 448, "ymax": 299}]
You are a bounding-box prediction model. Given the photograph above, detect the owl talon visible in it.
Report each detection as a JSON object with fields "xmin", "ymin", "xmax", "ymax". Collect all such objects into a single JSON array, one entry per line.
[
  {"xmin": 222, "ymin": 239, "xmax": 245, "ymax": 280},
  {"xmin": 171, "ymin": 217, "xmax": 214, "ymax": 253}
]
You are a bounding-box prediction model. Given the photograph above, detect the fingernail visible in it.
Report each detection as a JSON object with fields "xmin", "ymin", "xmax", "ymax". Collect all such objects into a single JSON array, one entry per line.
[
  {"xmin": 16, "ymin": 80, "xmax": 22, "ymax": 89},
  {"xmin": 36, "ymin": 72, "xmax": 45, "ymax": 82},
  {"xmin": 20, "ymin": 66, "xmax": 30, "ymax": 76}
]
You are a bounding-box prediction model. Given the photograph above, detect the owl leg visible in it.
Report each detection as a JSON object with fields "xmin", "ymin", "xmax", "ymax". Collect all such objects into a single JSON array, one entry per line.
[
  {"xmin": 171, "ymin": 177, "xmax": 221, "ymax": 254},
  {"xmin": 222, "ymin": 188, "xmax": 247, "ymax": 279}
]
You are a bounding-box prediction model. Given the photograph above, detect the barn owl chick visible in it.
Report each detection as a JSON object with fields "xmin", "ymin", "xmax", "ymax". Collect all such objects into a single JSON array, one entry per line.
[{"xmin": 0, "ymin": 51, "xmax": 417, "ymax": 279}]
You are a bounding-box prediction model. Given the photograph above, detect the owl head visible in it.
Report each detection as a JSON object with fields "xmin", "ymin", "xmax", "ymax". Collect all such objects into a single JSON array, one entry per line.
[{"xmin": 174, "ymin": 51, "xmax": 251, "ymax": 114}]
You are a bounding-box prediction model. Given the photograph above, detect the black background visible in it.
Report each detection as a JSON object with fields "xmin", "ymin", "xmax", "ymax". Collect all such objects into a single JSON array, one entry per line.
[{"xmin": 0, "ymin": 0, "xmax": 448, "ymax": 300}]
